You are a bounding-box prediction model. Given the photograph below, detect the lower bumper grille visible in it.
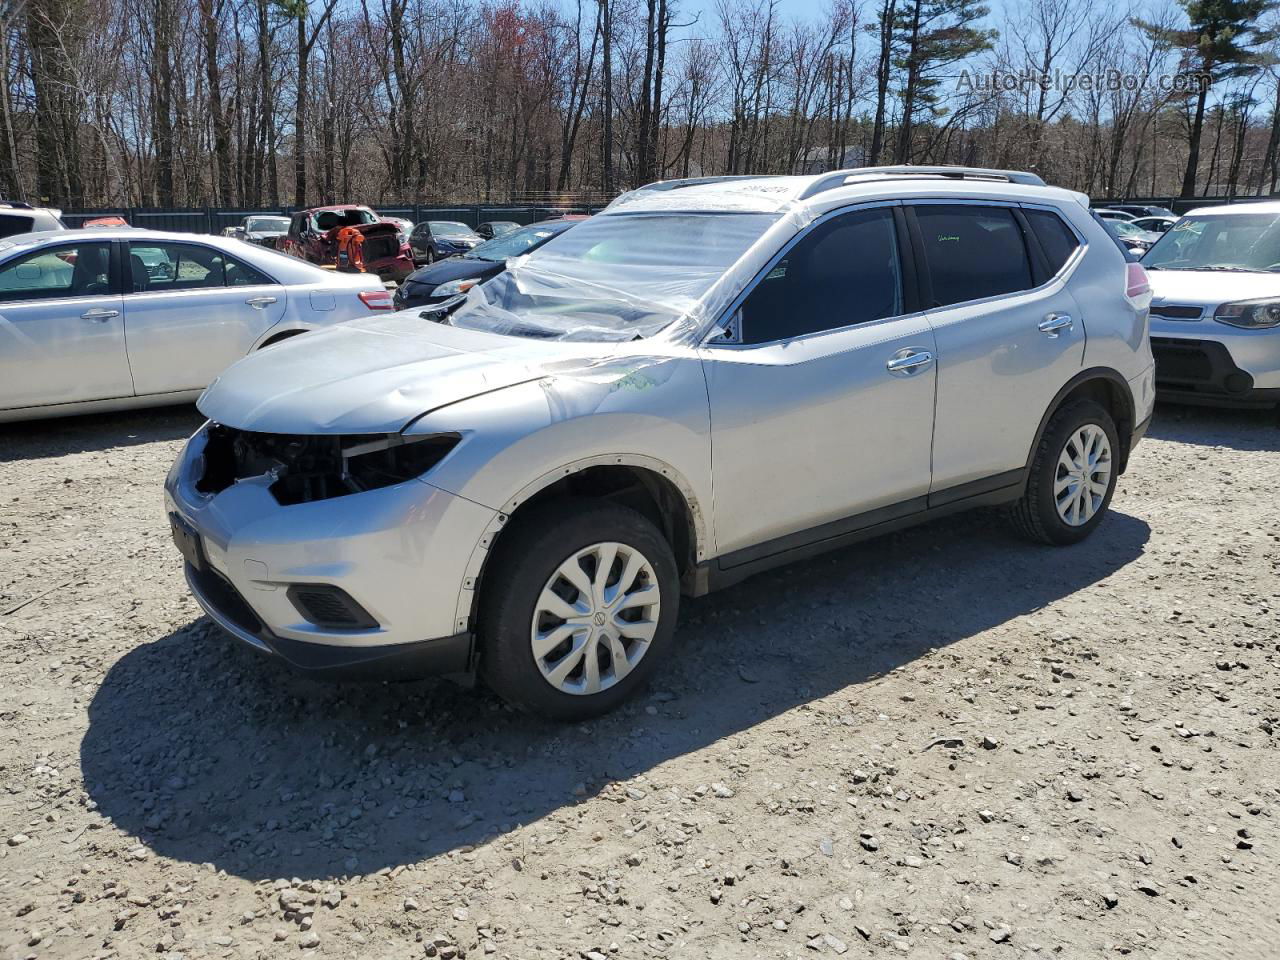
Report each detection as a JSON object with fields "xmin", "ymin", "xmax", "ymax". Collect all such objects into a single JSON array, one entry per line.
[{"xmin": 188, "ymin": 562, "xmax": 263, "ymax": 636}]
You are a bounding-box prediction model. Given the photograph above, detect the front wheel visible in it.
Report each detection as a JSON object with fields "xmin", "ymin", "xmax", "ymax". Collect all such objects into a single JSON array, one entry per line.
[
  {"xmin": 1011, "ymin": 399, "xmax": 1119, "ymax": 545},
  {"xmin": 478, "ymin": 500, "xmax": 679, "ymax": 720}
]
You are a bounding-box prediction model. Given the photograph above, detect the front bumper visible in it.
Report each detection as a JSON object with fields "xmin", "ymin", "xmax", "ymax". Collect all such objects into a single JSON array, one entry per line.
[
  {"xmin": 394, "ymin": 281, "xmax": 447, "ymax": 309},
  {"xmin": 185, "ymin": 562, "xmax": 471, "ymax": 677},
  {"xmin": 165, "ymin": 425, "xmax": 496, "ymax": 677},
  {"xmin": 1150, "ymin": 316, "xmax": 1280, "ymax": 407}
]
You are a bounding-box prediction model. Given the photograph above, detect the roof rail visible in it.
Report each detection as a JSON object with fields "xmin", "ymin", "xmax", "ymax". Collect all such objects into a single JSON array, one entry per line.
[
  {"xmin": 798, "ymin": 165, "xmax": 1045, "ymax": 200},
  {"xmin": 635, "ymin": 175, "xmax": 782, "ymax": 193}
]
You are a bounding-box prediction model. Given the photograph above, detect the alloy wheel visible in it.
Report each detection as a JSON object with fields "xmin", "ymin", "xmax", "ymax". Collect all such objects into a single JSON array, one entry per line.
[
  {"xmin": 1053, "ymin": 423, "xmax": 1112, "ymax": 527},
  {"xmin": 530, "ymin": 542, "xmax": 660, "ymax": 696}
]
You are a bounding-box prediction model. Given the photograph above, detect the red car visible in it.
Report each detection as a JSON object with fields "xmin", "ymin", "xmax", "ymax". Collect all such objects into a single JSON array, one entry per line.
[{"xmin": 280, "ymin": 205, "xmax": 414, "ymax": 282}]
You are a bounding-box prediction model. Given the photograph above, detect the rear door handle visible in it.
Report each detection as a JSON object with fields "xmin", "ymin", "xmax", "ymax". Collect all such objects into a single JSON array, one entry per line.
[
  {"xmin": 81, "ymin": 308, "xmax": 119, "ymax": 322},
  {"xmin": 1039, "ymin": 313, "xmax": 1073, "ymax": 337},
  {"xmin": 886, "ymin": 348, "xmax": 935, "ymax": 375},
  {"xmin": 245, "ymin": 296, "xmax": 278, "ymax": 308}
]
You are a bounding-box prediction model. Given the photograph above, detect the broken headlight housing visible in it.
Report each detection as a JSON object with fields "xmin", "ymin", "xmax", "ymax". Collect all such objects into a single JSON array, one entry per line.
[{"xmin": 196, "ymin": 426, "xmax": 459, "ymax": 505}]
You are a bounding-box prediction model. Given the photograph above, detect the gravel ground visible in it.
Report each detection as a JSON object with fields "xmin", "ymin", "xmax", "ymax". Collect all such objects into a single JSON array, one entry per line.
[{"xmin": 0, "ymin": 403, "xmax": 1277, "ymax": 960}]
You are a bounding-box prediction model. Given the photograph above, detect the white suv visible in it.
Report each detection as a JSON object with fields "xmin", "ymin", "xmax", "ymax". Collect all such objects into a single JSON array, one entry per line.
[
  {"xmin": 1141, "ymin": 201, "xmax": 1280, "ymax": 409},
  {"xmin": 165, "ymin": 166, "xmax": 1155, "ymax": 719}
]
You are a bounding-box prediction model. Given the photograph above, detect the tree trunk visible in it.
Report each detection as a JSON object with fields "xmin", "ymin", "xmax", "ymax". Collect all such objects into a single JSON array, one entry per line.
[
  {"xmin": 869, "ymin": 0, "xmax": 896, "ymax": 166},
  {"xmin": 295, "ymin": 12, "xmax": 308, "ymax": 206},
  {"xmin": 201, "ymin": 0, "xmax": 233, "ymax": 204},
  {"xmin": 1180, "ymin": 79, "xmax": 1209, "ymax": 199}
]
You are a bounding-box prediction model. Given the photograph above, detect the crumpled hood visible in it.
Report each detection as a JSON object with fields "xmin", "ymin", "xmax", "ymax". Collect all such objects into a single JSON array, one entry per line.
[
  {"xmin": 1148, "ymin": 268, "xmax": 1280, "ymax": 307},
  {"xmin": 197, "ymin": 312, "xmax": 600, "ymax": 434}
]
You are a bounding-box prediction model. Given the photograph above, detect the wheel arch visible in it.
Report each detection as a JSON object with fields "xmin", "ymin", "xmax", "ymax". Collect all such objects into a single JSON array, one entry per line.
[
  {"xmin": 1027, "ymin": 367, "xmax": 1137, "ymax": 478},
  {"xmin": 452, "ymin": 454, "xmax": 709, "ymax": 635}
]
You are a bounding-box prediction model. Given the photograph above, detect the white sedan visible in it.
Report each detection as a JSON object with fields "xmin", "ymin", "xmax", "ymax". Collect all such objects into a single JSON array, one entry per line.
[{"xmin": 0, "ymin": 228, "xmax": 393, "ymax": 422}]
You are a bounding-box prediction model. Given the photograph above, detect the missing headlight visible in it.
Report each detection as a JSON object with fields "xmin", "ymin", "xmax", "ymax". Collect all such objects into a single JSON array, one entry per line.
[{"xmin": 196, "ymin": 425, "xmax": 459, "ymax": 505}]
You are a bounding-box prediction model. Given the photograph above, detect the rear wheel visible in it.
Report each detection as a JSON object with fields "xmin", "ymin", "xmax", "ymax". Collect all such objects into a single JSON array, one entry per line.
[
  {"xmin": 478, "ymin": 500, "xmax": 679, "ymax": 720},
  {"xmin": 1011, "ymin": 399, "xmax": 1119, "ymax": 545}
]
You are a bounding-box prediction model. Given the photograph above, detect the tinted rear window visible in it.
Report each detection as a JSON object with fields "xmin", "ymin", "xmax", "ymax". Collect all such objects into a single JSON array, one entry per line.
[
  {"xmin": 915, "ymin": 205, "xmax": 1032, "ymax": 307},
  {"xmin": 0, "ymin": 213, "xmax": 34, "ymax": 239},
  {"xmin": 1025, "ymin": 209, "xmax": 1081, "ymax": 274}
]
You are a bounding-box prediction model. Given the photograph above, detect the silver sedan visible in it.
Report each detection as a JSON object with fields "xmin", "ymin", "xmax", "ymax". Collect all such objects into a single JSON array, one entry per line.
[{"xmin": 0, "ymin": 228, "xmax": 393, "ymax": 422}]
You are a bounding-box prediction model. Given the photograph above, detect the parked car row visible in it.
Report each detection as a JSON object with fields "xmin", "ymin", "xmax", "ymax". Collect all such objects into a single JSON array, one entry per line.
[{"xmin": 0, "ymin": 228, "xmax": 391, "ymax": 422}]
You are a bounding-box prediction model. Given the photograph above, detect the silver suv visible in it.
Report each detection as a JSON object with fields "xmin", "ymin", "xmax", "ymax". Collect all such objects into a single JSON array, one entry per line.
[{"xmin": 166, "ymin": 166, "xmax": 1155, "ymax": 719}]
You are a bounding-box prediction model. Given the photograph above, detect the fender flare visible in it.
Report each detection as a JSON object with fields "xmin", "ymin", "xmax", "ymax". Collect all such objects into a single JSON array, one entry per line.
[
  {"xmin": 450, "ymin": 453, "xmax": 709, "ymax": 634},
  {"xmin": 1024, "ymin": 366, "xmax": 1138, "ymax": 480}
]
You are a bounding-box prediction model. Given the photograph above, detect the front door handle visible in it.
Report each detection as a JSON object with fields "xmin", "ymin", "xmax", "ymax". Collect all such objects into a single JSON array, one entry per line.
[
  {"xmin": 1039, "ymin": 313, "xmax": 1073, "ymax": 337},
  {"xmin": 886, "ymin": 348, "xmax": 935, "ymax": 375},
  {"xmin": 245, "ymin": 296, "xmax": 278, "ymax": 308},
  {"xmin": 81, "ymin": 308, "xmax": 119, "ymax": 322}
]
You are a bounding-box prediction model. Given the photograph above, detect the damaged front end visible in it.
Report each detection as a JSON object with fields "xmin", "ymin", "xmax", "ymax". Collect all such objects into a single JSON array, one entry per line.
[{"xmin": 196, "ymin": 424, "xmax": 459, "ymax": 505}]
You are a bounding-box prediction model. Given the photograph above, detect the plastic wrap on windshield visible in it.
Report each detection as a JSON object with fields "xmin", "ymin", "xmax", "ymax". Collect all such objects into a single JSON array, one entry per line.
[{"xmin": 446, "ymin": 206, "xmax": 810, "ymax": 343}]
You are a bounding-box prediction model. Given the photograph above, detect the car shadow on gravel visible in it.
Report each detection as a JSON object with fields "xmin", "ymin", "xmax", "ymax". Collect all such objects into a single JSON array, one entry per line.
[
  {"xmin": 1148, "ymin": 401, "xmax": 1278, "ymax": 451},
  {"xmin": 0, "ymin": 406, "xmax": 204, "ymax": 462},
  {"xmin": 81, "ymin": 508, "xmax": 1150, "ymax": 882}
]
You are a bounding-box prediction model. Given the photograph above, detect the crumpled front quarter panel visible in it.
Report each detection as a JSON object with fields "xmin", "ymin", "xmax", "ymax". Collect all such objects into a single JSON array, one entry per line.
[{"xmin": 407, "ymin": 351, "xmax": 714, "ymax": 547}]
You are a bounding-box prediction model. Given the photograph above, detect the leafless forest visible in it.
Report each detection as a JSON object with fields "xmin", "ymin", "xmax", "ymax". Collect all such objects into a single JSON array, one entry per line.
[{"xmin": 6, "ymin": 0, "xmax": 1280, "ymax": 210}]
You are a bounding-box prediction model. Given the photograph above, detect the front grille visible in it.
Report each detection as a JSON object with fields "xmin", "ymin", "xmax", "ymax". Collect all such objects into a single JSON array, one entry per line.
[
  {"xmin": 197, "ymin": 425, "xmax": 457, "ymax": 505},
  {"xmin": 1151, "ymin": 338, "xmax": 1213, "ymax": 382},
  {"xmin": 287, "ymin": 585, "xmax": 378, "ymax": 630},
  {"xmin": 189, "ymin": 563, "xmax": 263, "ymax": 635},
  {"xmin": 1150, "ymin": 304, "xmax": 1203, "ymax": 320}
]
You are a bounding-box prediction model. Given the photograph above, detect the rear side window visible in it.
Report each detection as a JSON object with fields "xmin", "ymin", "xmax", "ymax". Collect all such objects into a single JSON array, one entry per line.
[
  {"xmin": 1024, "ymin": 209, "xmax": 1081, "ymax": 274},
  {"xmin": 739, "ymin": 207, "xmax": 903, "ymax": 343},
  {"xmin": 914, "ymin": 205, "xmax": 1032, "ymax": 308}
]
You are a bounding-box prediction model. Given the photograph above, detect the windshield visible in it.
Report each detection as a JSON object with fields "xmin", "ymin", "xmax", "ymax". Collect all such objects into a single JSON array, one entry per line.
[
  {"xmin": 430, "ymin": 221, "xmax": 477, "ymax": 238},
  {"xmin": 247, "ymin": 217, "xmax": 288, "ymax": 232},
  {"xmin": 467, "ymin": 223, "xmax": 568, "ymax": 262},
  {"xmin": 1143, "ymin": 212, "xmax": 1280, "ymax": 272},
  {"xmin": 449, "ymin": 211, "xmax": 780, "ymax": 341},
  {"xmin": 1110, "ymin": 221, "xmax": 1144, "ymax": 238}
]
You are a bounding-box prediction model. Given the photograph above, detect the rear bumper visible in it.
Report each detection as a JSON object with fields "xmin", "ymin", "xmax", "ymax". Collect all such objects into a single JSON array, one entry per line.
[
  {"xmin": 1151, "ymin": 336, "xmax": 1280, "ymax": 408},
  {"xmin": 186, "ymin": 561, "xmax": 473, "ymax": 678},
  {"xmin": 368, "ymin": 254, "xmax": 414, "ymax": 282}
]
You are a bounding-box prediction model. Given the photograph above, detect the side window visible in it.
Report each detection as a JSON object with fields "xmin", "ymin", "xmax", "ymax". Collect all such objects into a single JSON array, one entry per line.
[
  {"xmin": 739, "ymin": 207, "xmax": 903, "ymax": 344},
  {"xmin": 224, "ymin": 254, "xmax": 273, "ymax": 286},
  {"xmin": 0, "ymin": 243, "xmax": 112, "ymax": 302},
  {"xmin": 1024, "ymin": 209, "xmax": 1081, "ymax": 275},
  {"xmin": 914, "ymin": 205, "xmax": 1033, "ymax": 307},
  {"xmin": 127, "ymin": 242, "xmax": 225, "ymax": 293},
  {"xmin": 0, "ymin": 213, "xmax": 34, "ymax": 239}
]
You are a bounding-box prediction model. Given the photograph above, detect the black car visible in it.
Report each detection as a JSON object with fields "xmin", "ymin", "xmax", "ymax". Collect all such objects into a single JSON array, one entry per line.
[
  {"xmin": 229, "ymin": 214, "xmax": 290, "ymax": 247},
  {"xmin": 476, "ymin": 220, "xmax": 521, "ymax": 240},
  {"xmin": 394, "ymin": 218, "xmax": 583, "ymax": 309},
  {"xmin": 407, "ymin": 220, "xmax": 483, "ymax": 264}
]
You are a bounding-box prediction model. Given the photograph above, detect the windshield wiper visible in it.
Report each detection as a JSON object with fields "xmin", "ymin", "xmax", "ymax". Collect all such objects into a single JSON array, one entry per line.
[{"xmin": 1196, "ymin": 264, "xmax": 1255, "ymax": 272}]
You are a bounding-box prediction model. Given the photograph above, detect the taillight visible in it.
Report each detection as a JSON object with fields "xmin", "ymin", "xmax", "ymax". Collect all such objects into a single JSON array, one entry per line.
[
  {"xmin": 358, "ymin": 289, "xmax": 394, "ymax": 311},
  {"xmin": 1125, "ymin": 262, "xmax": 1151, "ymax": 309}
]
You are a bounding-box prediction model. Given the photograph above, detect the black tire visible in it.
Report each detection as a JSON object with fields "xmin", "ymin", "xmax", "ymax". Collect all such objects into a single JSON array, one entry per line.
[
  {"xmin": 1011, "ymin": 399, "xmax": 1119, "ymax": 545},
  {"xmin": 424, "ymin": 248, "xmax": 435, "ymax": 264},
  {"xmin": 477, "ymin": 499, "xmax": 680, "ymax": 720}
]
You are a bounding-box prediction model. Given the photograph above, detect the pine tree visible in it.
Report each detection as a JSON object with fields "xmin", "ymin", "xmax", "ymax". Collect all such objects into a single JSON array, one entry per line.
[
  {"xmin": 1135, "ymin": 0, "xmax": 1278, "ymax": 198},
  {"xmin": 891, "ymin": 0, "xmax": 996, "ymax": 163}
]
